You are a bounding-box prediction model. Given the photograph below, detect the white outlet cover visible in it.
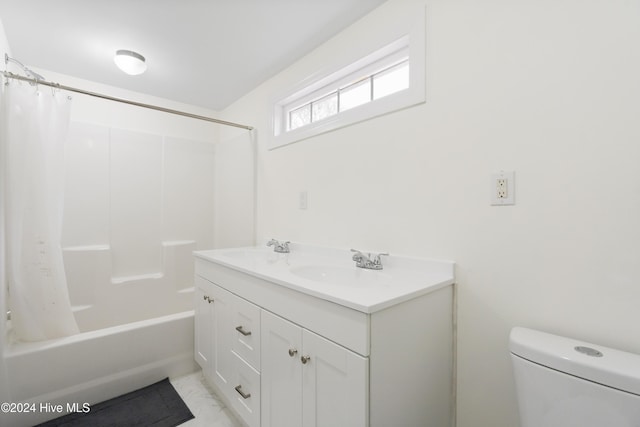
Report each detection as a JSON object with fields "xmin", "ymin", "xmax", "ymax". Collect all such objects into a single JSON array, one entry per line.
[{"xmin": 490, "ymin": 171, "xmax": 515, "ymax": 205}]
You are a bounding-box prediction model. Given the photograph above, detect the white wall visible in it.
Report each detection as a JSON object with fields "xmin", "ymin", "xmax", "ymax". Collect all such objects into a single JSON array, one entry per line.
[
  {"xmin": 215, "ymin": 127, "xmax": 256, "ymax": 248},
  {"xmin": 221, "ymin": 0, "xmax": 640, "ymax": 425}
]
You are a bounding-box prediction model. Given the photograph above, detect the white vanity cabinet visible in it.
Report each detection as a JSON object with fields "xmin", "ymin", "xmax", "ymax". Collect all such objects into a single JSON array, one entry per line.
[
  {"xmin": 261, "ymin": 310, "xmax": 368, "ymax": 427},
  {"xmin": 194, "ymin": 246, "xmax": 455, "ymax": 427}
]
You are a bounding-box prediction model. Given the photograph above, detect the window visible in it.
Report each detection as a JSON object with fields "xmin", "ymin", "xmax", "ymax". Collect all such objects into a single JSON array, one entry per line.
[
  {"xmin": 285, "ymin": 58, "xmax": 409, "ymax": 132},
  {"xmin": 270, "ymin": 15, "xmax": 426, "ymax": 151}
]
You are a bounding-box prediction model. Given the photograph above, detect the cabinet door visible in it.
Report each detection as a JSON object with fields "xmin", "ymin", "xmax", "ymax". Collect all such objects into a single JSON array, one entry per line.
[
  {"xmin": 194, "ymin": 277, "xmax": 213, "ymax": 374},
  {"xmin": 302, "ymin": 329, "xmax": 369, "ymax": 427},
  {"xmin": 261, "ymin": 311, "xmax": 303, "ymax": 427},
  {"xmin": 210, "ymin": 283, "xmax": 236, "ymax": 394}
]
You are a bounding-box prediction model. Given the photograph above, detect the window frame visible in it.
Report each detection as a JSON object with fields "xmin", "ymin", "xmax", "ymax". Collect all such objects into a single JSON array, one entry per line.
[
  {"xmin": 269, "ymin": 14, "xmax": 426, "ymax": 150},
  {"xmin": 283, "ymin": 49, "xmax": 410, "ymax": 132}
]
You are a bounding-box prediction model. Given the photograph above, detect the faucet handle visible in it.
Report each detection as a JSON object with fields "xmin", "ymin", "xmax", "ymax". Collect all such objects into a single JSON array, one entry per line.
[
  {"xmin": 350, "ymin": 248, "xmax": 365, "ymax": 260},
  {"xmin": 372, "ymin": 252, "xmax": 389, "ymax": 264}
]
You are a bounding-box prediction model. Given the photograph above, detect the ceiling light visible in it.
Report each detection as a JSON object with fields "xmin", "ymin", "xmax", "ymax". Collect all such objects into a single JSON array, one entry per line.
[{"xmin": 114, "ymin": 50, "xmax": 147, "ymax": 75}]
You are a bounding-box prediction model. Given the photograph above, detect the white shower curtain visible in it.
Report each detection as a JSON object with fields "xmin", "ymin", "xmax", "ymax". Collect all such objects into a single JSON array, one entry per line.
[{"xmin": 3, "ymin": 82, "xmax": 79, "ymax": 341}]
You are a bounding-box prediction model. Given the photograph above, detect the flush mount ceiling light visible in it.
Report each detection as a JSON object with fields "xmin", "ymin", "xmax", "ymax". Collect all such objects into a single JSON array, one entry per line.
[{"xmin": 114, "ymin": 49, "xmax": 147, "ymax": 75}]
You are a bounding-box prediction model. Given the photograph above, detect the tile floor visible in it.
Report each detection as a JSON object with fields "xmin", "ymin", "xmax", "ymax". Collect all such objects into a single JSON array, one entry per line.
[{"xmin": 170, "ymin": 371, "xmax": 242, "ymax": 427}]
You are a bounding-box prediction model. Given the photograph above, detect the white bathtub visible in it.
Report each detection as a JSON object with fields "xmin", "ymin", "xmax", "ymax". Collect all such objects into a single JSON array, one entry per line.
[{"xmin": 1, "ymin": 309, "xmax": 197, "ymax": 427}]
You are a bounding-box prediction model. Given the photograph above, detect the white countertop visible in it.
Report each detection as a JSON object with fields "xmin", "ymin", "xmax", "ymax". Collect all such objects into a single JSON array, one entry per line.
[{"xmin": 194, "ymin": 243, "xmax": 455, "ymax": 313}]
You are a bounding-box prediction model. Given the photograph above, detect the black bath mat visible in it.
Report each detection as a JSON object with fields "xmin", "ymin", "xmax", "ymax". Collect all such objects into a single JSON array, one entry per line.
[{"xmin": 36, "ymin": 378, "xmax": 194, "ymax": 427}]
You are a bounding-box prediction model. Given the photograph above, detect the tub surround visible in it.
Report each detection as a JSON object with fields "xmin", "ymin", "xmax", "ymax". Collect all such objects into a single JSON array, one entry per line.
[
  {"xmin": 58, "ymin": 121, "xmax": 217, "ymax": 333},
  {"xmin": 194, "ymin": 243, "xmax": 455, "ymax": 427}
]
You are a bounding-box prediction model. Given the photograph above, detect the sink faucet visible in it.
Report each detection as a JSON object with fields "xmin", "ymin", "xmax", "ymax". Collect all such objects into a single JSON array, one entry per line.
[
  {"xmin": 350, "ymin": 249, "xmax": 388, "ymax": 270},
  {"xmin": 267, "ymin": 239, "xmax": 290, "ymax": 253}
]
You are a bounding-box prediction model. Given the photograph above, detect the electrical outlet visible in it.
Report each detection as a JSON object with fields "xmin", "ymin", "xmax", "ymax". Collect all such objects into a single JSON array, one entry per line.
[
  {"xmin": 497, "ymin": 178, "xmax": 508, "ymax": 199},
  {"xmin": 491, "ymin": 171, "xmax": 515, "ymax": 205}
]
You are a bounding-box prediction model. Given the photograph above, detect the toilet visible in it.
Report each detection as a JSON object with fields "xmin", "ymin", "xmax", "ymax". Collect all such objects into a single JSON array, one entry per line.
[{"xmin": 510, "ymin": 327, "xmax": 640, "ymax": 427}]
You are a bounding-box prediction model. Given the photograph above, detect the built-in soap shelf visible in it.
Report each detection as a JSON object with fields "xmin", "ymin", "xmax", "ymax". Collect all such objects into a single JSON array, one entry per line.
[
  {"xmin": 62, "ymin": 244, "xmax": 110, "ymax": 252},
  {"xmin": 111, "ymin": 273, "xmax": 164, "ymax": 285},
  {"xmin": 63, "ymin": 240, "xmax": 196, "ymax": 285}
]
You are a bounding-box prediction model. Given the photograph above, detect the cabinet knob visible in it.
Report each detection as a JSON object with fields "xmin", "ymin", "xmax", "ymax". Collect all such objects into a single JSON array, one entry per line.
[
  {"xmin": 235, "ymin": 325, "xmax": 252, "ymax": 336},
  {"xmin": 234, "ymin": 385, "xmax": 251, "ymax": 400},
  {"xmin": 288, "ymin": 348, "xmax": 298, "ymax": 357},
  {"xmin": 301, "ymin": 355, "xmax": 311, "ymax": 364},
  {"xmin": 203, "ymin": 295, "xmax": 213, "ymax": 303}
]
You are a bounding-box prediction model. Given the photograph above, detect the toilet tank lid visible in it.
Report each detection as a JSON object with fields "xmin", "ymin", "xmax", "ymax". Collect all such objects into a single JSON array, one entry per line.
[{"xmin": 510, "ymin": 327, "xmax": 640, "ymax": 396}]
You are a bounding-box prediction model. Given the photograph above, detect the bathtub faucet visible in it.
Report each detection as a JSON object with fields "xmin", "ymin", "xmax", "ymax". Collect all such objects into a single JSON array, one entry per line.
[
  {"xmin": 267, "ymin": 239, "xmax": 290, "ymax": 253},
  {"xmin": 351, "ymin": 249, "xmax": 388, "ymax": 270}
]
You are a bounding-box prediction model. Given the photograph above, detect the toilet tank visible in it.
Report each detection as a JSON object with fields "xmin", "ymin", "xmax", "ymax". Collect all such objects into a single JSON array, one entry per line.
[{"xmin": 510, "ymin": 327, "xmax": 640, "ymax": 427}]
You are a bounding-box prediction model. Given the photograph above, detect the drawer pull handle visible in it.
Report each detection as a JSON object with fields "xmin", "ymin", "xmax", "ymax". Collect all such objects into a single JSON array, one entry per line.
[
  {"xmin": 288, "ymin": 348, "xmax": 298, "ymax": 357},
  {"xmin": 234, "ymin": 385, "xmax": 251, "ymax": 399},
  {"xmin": 235, "ymin": 326, "xmax": 252, "ymax": 336},
  {"xmin": 301, "ymin": 355, "xmax": 311, "ymax": 364},
  {"xmin": 203, "ymin": 295, "xmax": 213, "ymax": 303}
]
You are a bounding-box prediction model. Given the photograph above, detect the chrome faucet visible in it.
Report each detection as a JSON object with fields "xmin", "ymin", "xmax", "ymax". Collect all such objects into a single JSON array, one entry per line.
[
  {"xmin": 350, "ymin": 249, "xmax": 388, "ymax": 270},
  {"xmin": 267, "ymin": 239, "xmax": 290, "ymax": 253}
]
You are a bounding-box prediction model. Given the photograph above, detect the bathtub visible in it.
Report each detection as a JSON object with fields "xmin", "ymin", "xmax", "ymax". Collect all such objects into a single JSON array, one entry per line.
[
  {"xmin": 2, "ymin": 309, "xmax": 196, "ymax": 427},
  {"xmin": 0, "ymin": 241, "xmax": 199, "ymax": 426}
]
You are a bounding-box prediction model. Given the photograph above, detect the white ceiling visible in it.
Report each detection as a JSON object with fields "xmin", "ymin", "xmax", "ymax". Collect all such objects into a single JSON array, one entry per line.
[{"xmin": 0, "ymin": 0, "xmax": 386, "ymax": 110}]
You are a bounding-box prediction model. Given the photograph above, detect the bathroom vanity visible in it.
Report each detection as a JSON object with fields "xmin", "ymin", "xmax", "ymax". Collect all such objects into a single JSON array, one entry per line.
[{"xmin": 194, "ymin": 243, "xmax": 455, "ymax": 427}]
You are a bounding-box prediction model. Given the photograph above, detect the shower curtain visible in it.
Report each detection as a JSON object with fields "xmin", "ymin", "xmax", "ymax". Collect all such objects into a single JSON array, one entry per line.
[{"xmin": 3, "ymin": 81, "xmax": 79, "ymax": 342}]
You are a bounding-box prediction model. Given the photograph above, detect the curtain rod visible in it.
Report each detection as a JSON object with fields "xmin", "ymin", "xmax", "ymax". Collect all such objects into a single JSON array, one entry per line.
[{"xmin": 1, "ymin": 70, "xmax": 254, "ymax": 131}]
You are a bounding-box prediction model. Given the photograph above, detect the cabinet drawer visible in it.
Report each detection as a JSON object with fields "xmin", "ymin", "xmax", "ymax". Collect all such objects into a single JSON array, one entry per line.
[
  {"xmin": 233, "ymin": 296, "xmax": 261, "ymax": 370},
  {"xmin": 230, "ymin": 351, "xmax": 261, "ymax": 427}
]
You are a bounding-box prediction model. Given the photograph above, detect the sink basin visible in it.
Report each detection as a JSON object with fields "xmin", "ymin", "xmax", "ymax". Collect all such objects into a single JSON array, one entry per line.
[{"xmin": 289, "ymin": 265, "xmax": 392, "ymax": 287}]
